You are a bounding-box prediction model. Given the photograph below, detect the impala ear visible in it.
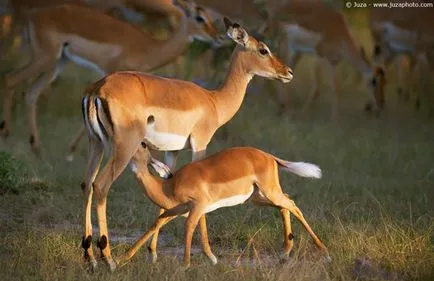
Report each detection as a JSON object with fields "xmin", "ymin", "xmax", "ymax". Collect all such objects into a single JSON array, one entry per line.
[
  {"xmin": 224, "ymin": 17, "xmax": 249, "ymax": 47},
  {"xmin": 148, "ymin": 158, "xmax": 173, "ymax": 179}
]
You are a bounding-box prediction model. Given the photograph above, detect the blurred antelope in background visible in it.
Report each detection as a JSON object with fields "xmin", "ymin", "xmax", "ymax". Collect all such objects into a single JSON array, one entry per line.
[
  {"xmin": 79, "ymin": 18, "xmax": 292, "ymax": 270},
  {"xmin": 0, "ymin": 0, "xmax": 220, "ymax": 155},
  {"xmin": 265, "ymin": 0, "xmax": 385, "ymax": 123},
  {"xmin": 119, "ymin": 145, "xmax": 330, "ymax": 267},
  {"xmin": 368, "ymin": 4, "xmax": 434, "ymax": 112}
]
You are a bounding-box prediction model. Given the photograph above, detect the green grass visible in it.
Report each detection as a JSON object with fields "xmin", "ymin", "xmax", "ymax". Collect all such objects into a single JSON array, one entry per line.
[{"xmin": 1, "ymin": 33, "xmax": 434, "ymax": 281}]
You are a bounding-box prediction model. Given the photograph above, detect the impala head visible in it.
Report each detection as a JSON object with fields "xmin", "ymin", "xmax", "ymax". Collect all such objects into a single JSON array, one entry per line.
[
  {"xmin": 224, "ymin": 17, "xmax": 293, "ymax": 83},
  {"xmin": 131, "ymin": 143, "xmax": 173, "ymax": 179},
  {"xmin": 360, "ymin": 47, "xmax": 386, "ymax": 113},
  {"xmin": 174, "ymin": 0, "xmax": 221, "ymax": 45}
]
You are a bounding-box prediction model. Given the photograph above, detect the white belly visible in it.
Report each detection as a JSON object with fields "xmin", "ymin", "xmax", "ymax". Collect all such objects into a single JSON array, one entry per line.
[
  {"xmin": 144, "ymin": 126, "xmax": 188, "ymax": 151},
  {"xmin": 204, "ymin": 190, "xmax": 254, "ymax": 214}
]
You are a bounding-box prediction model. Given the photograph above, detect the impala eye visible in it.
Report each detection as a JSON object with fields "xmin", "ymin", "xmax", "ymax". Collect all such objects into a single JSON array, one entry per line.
[{"xmin": 259, "ymin": 48, "xmax": 269, "ymax": 55}]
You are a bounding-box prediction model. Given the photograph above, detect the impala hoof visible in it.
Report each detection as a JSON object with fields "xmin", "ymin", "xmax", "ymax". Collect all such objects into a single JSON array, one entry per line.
[
  {"xmin": 209, "ymin": 254, "xmax": 218, "ymax": 265},
  {"xmin": 324, "ymin": 255, "xmax": 332, "ymax": 263},
  {"xmin": 105, "ymin": 257, "xmax": 117, "ymax": 272},
  {"xmin": 151, "ymin": 252, "xmax": 158, "ymax": 264},
  {"xmin": 85, "ymin": 257, "xmax": 97, "ymax": 273}
]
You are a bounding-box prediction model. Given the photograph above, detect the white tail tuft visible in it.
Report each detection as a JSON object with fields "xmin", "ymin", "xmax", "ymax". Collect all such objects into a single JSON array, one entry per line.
[{"xmin": 279, "ymin": 161, "xmax": 322, "ymax": 179}]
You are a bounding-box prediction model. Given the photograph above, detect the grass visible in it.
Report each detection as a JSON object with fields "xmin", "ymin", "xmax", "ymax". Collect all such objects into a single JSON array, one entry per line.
[{"xmin": 1, "ymin": 28, "xmax": 434, "ymax": 281}]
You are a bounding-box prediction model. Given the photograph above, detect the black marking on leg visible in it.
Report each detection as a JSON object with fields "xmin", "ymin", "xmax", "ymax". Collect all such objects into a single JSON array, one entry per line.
[
  {"xmin": 29, "ymin": 135, "xmax": 35, "ymax": 145},
  {"xmin": 288, "ymin": 233, "xmax": 294, "ymax": 240},
  {"xmin": 0, "ymin": 121, "xmax": 4, "ymax": 129},
  {"xmin": 81, "ymin": 182, "xmax": 86, "ymax": 191},
  {"xmin": 82, "ymin": 235, "xmax": 92, "ymax": 249},
  {"xmin": 97, "ymin": 235, "xmax": 108, "ymax": 250},
  {"xmin": 147, "ymin": 246, "xmax": 153, "ymax": 253}
]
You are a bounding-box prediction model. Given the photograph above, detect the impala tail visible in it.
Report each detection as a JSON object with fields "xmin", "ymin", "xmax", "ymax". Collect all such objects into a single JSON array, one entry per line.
[
  {"xmin": 81, "ymin": 83, "xmax": 113, "ymax": 152},
  {"xmin": 273, "ymin": 157, "xmax": 322, "ymax": 179}
]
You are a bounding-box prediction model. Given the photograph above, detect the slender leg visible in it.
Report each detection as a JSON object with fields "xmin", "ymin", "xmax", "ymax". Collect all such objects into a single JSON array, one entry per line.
[
  {"xmin": 66, "ymin": 126, "xmax": 86, "ymax": 162},
  {"xmin": 184, "ymin": 205, "xmax": 204, "ymax": 267},
  {"xmin": 279, "ymin": 208, "xmax": 294, "ymax": 260},
  {"xmin": 148, "ymin": 150, "xmax": 179, "ymax": 262},
  {"xmin": 275, "ymin": 194, "xmax": 329, "ymax": 259},
  {"xmin": 330, "ymin": 62, "xmax": 340, "ymax": 125},
  {"xmin": 81, "ymin": 138, "xmax": 104, "ymax": 270},
  {"xmin": 1, "ymin": 55, "xmax": 51, "ymax": 138},
  {"xmin": 199, "ymin": 215, "xmax": 217, "ymax": 265},
  {"xmin": 92, "ymin": 136, "xmax": 143, "ymax": 271},
  {"xmin": 148, "ymin": 208, "xmax": 165, "ymax": 264},
  {"xmin": 302, "ymin": 58, "xmax": 323, "ymax": 114},
  {"xmin": 164, "ymin": 150, "xmax": 179, "ymax": 170},
  {"xmin": 120, "ymin": 215, "xmax": 177, "ymax": 264},
  {"xmin": 25, "ymin": 57, "xmax": 67, "ymax": 154},
  {"xmin": 276, "ymin": 51, "xmax": 301, "ymax": 115}
]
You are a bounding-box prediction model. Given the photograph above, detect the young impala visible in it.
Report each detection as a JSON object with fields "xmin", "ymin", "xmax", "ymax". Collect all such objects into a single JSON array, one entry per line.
[
  {"xmin": 119, "ymin": 144, "xmax": 330, "ymax": 267},
  {"xmin": 0, "ymin": 0, "xmax": 220, "ymax": 154},
  {"xmin": 80, "ymin": 17, "xmax": 293, "ymax": 271}
]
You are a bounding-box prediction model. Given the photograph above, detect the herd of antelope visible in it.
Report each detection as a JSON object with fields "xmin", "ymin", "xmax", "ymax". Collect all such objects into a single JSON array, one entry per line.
[{"xmin": 1, "ymin": 0, "xmax": 432, "ymax": 272}]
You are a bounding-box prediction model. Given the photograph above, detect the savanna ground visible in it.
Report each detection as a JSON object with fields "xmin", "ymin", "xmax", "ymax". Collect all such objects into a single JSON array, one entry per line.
[{"xmin": 0, "ymin": 9, "xmax": 434, "ymax": 281}]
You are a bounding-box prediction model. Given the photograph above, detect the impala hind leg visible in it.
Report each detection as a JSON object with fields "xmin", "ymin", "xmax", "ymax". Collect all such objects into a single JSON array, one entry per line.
[
  {"xmin": 279, "ymin": 208, "xmax": 294, "ymax": 260},
  {"xmin": 81, "ymin": 138, "xmax": 104, "ymax": 271},
  {"xmin": 25, "ymin": 56, "xmax": 68, "ymax": 154},
  {"xmin": 66, "ymin": 126, "xmax": 85, "ymax": 162},
  {"xmin": 274, "ymin": 194, "xmax": 329, "ymax": 260},
  {"xmin": 92, "ymin": 138, "xmax": 143, "ymax": 271},
  {"xmin": 198, "ymin": 215, "xmax": 217, "ymax": 265},
  {"xmin": 1, "ymin": 56, "xmax": 51, "ymax": 138},
  {"xmin": 184, "ymin": 205, "xmax": 205, "ymax": 267}
]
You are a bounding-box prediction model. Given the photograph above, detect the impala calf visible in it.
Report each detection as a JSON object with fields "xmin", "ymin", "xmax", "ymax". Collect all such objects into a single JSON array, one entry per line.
[
  {"xmin": 1, "ymin": 0, "xmax": 220, "ymax": 154},
  {"xmin": 80, "ymin": 17, "xmax": 292, "ymax": 271},
  {"xmin": 120, "ymin": 145, "xmax": 330, "ymax": 267}
]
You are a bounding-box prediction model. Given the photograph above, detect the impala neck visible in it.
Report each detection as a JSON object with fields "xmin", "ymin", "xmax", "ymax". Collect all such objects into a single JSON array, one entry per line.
[
  {"xmin": 214, "ymin": 46, "xmax": 253, "ymax": 126},
  {"xmin": 137, "ymin": 15, "xmax": 189, "ymax": 71},
  {"xmin": 134, "ymin": 167, "xmax": 174, "ymax": 211}
]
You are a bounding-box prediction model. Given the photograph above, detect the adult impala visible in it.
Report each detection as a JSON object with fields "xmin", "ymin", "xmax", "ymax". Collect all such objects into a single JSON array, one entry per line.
[
  {"xmin": 368, "ymin": 4, "xmax": 434, "ymax": 111},
  {"xmin": 79, "ymin": 17, "xmax": 292, "ymax": 270},
  {"xmin": 0, "ymin": 1, "xmax": 220, "ymax": 154},
  {"xmin": 118, "ymin": 144, "xmax": 330, "ymax": 267},
  {"xmin": 267, "ymin": 0, "xmax": 385, "ymax": 123}
]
